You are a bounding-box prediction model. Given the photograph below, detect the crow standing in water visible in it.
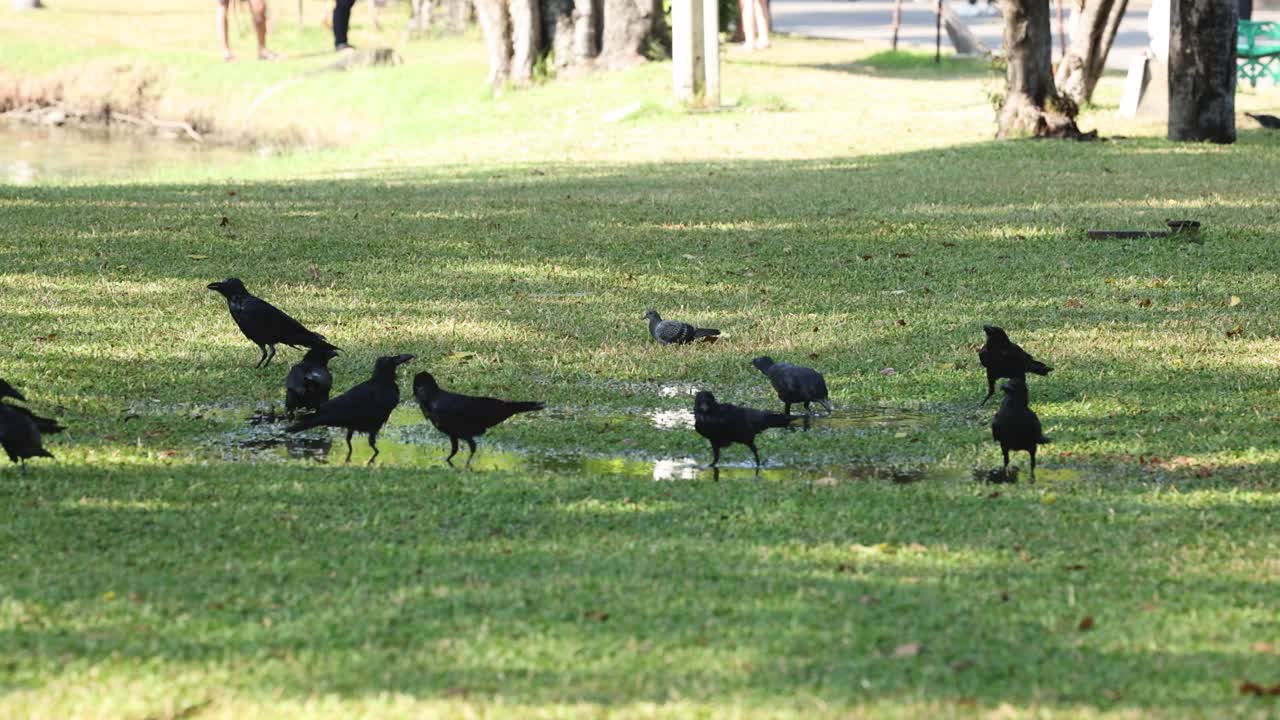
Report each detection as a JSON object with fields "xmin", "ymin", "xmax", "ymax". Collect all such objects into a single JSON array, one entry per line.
[
  {"xmin": 977, "ymin": 325, "xmax": 1052, "ymax": 405},
  {"xmin": 413, "ymin": 372, "xmax": 545, "ymax": 467},
  {"xmin": 207, "ymin": 278, "xmax": 338, "ymax": 368},
  {"xmin": 0, "ymin": 379, "xmax": 62, "ymax": 468},
  {"xmin": 644, "ymin": 309, "xmax": 721, "ymax": 345},
  {"xmin": 752, "ymin": 356, "xmax": 832, "ymax": 415},
  {"xmin": 285, "ymin": 347, "xmax": 338, "ymax": 415},
  {"xmin": 287, "ymin": 354, "xmax": 413, "ymax": 464},
  {"xmin": 693, "ymin": 391, "xmax": 792, "ymax": 467},
  {"xmin": 991, "ymin": 376, "xmax": 1051, "ymax": 480}
]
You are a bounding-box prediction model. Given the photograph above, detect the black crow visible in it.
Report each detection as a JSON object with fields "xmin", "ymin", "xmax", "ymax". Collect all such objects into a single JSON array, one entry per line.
[
  {"xmin": 751, "ymin": 356, "xmax": 832, "ymax": 415},
  {"xmin": 207, "ymin": 278, "xmax": 338, "ymax": 368},
  {"xmin": 1246, "ymin": 113, "xmax": 1280, "ymax": 129},
  {"xmin": 693, "ymin": 390, "xmax": 792, "ymax": 467},
  {"xmin": 978, "ymin": 325, "xmax": 1052, "ymax": 405},
  {"xmin": 413, "ymin": 372, "xmax": 545, "ymax": 467},
  {"xmin": 0, "ymin": 378, "xmax": 65, "ymax": 435},
  {"xmin": 0, "ymin": 403, "xmax": 55, "ymax": 467},
  {"xmin": 286, "ymin": 353, "xmax": 413, "ymax": 463},
  {"xmin": 991, "ymin": 376, "xmax": 1051, "ymax": 480},
  {"xmin": 285, "ymin": 347, "xmax": 338, "ymax": 415},
  {"xmin": 644, "ymin": 309, "xmax": 720, "ymax": 345}
]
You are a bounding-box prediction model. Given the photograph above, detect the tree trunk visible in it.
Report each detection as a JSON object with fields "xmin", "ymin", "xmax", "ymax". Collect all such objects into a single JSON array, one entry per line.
[
  {"xmin": 572, "ymin": 0, "xmax": 598, "ymax": 63},
  {"xmin": 510, "ymin": 0, "xmax": 542, "ymax": 84},
  {"xmin": 1055, "ymin": 0, "xmax": 1129, "ymax": 104},
  {"xmin": 599, "ymin": 0, "xmax": 662, "ymax": 68},
  {"xmin": 997, "ymin": 0, "xmax": 1090, "ymax": 138},
  {"xmin": 1168, "ymin": 0, "xmax": 1236, "ymax": 142},
  {"xmin": 475, "ymin": 0, "xmax": 514, "ymax": 86}
]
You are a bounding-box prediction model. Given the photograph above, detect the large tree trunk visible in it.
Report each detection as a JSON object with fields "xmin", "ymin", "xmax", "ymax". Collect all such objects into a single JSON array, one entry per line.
[
  {"xmin": 510, "ymin": 0, "xmax": 542, "ymax": 84},
  {"xmin": 475, "ymin": 0, "xmax": 514, "ymax": 86},
  {"xmin": 1054, "ymin": 0, "xmax": 1129, "ymax": 104},
  {"xmin": 997, "ymin": 0, "xmax": 1090, "ymax": 138},
  {"xmin": 477, "ymin": 0, "xmax": 655, "ymax": 87},
  {"xmin": 1168, "ymin": 0, "xmax": 1236, "ymax": 143},
  {"xmin": 598, "ymin": 0, "xmax": 662, "ymax": 68}
]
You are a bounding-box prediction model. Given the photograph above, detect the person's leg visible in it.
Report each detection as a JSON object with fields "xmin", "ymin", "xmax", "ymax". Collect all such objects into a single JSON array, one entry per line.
[
  {"xmin": 249, "ymin": 0, "xmax": 276, "ymax": 58},
  {"xmin": 751, "ymin": 0, "xmax": 770, "ymax": 48},
  {"xmin": 737, "ymin": 0, "xmax": 755, "ymax": 48},
  {"xmin": 216, "ymin": 0, "xmax": 234, "ymax": 60},
  {"xmin": 333, "ymin": 0, "xmax": 356, "ymax": 49}
]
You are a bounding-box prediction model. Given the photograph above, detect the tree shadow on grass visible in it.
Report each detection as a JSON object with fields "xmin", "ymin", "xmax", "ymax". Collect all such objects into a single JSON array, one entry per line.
[{"xmin": 0, "ymin": 462, "xmax": 1276, "ymax": 713}]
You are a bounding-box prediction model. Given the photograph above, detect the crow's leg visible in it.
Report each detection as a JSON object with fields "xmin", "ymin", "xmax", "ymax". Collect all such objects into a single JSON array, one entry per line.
[
  {"xmin": 710, "ymin": 444, "xmax": 721, "ymax": 467},
  {"xmin": 464, "ymin": 437, "xmax": 478, "ymax": 468},
  {"xmin": 1001, "ymin": 446, "xmax": 1010, "ymax": 474},
  {"xmin": 367, "ymin": 431, "xmax": 379, "ymax": 465},
  {"xmin": 255, "ymin": 345, "xmax": 269, "ymax": 368},
  {"xmin": 784, "ymin": 402, "xmax": 792, "ymax": 416},
  {"xmin": 748, "ymin": 441, "xmax": 762, "ymax": 468},
  {"xmin": 445, "ymin": 436, "xmax": 459, "ymax": 466},
  {"xmin": 804, "ymin": 402, "xmax": 814, "ymax": 416},
  {"xmin": 264, "ymin": 345, "xmax": 278, "ymax": 368},
  {"xmin": 344, "ymin": 428, "xmax": 354, "ymax": 463},
  {"xmin": 1029, "ymin": 447, "xmax": 1037, "ymax": 482},
  {"xmin": 711, "ymin": 466, "xmax": 721, "ymax": 482},
  {"xmin": 819, "ymin": 399, "xmax": 832, "ymax": 415},
  {"xmin": 980, "ymin": 376, "xmax": 996, "ymax": 406}
]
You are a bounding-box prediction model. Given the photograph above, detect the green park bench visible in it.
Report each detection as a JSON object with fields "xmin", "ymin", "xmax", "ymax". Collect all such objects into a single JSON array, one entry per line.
[{"xmin": 1238, "ymin": 19, "xmax": 1280, "ymax": 87}]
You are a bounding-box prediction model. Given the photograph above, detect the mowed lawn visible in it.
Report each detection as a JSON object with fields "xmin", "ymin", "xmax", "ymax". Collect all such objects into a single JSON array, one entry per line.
[{"xmin": 3, "ymin": 2, "xmax": 1280, "ymax": 716}]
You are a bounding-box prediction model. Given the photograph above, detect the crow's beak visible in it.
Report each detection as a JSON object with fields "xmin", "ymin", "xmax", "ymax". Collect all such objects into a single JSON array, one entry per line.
[
  {"xmin": 207, "ymin": 282, "xmax": 222, "ymax": 291},
  {"xmin": 982, "ymin": 324, "xmax": 995, "ymax": 334},
  {"xmin": 393, "ymin": 354, "xmax": 415, "ymax": 365}
]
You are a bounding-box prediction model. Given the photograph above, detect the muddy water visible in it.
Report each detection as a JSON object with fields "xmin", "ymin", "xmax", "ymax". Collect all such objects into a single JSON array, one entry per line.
[
  {"xmin": 0, "ymin": 122, "xmax": 252, "ymax": 184},
  {"xmin": 210, "ymin": 403, "xmax": 1079, "ymax": 484}
]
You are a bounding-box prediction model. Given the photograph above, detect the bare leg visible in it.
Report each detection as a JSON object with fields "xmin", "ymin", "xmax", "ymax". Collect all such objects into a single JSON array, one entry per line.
[
  {"xmin": 217, "ymin": 0, "xmax": 234, "ymax": 60},
  {"xmin": 1001, "ymin": 446, "xmax": 1010, "ymax": 473},
  {"xmin": 748, "ymin": 441, "xmax": 762, "ymax": 467},
  {"xmin": 710, "ymin": 444, "xmax": 721, "ymax": 467},
  {"xmin": 344, "ymin": 428, "xmax": 354, "ymax": 463},
  {"xmin": 981, "ymin": 375, "xmax": 996, "ymax": 405},
  {"xmin": 248, "ymin": 0, "xmax": 276, "ymax": 58},
  {"xmin": 464, "ymin": 437, "xmax": 477, "ymax": 468},
  {"xmin": 1029, "ymin": 447, "xmax": 1037, "ymax": 481},
  {"xmin": 804, "ymin": 402, "xmax": 812, "ymax": 416},
  {"xmin": 445, "ymin": 436, "xmax": 459, "ymax": 465},
  {"xmin": 784, "ymin": 402, "xmax": 792, "ymax": 415},
  {"xmin": 738, "ymin": 0, "xmax": 755, "ymax": 48},
  {"xmin": 367, "ymin": 431, "xmax": 379, "ymax": 465},
  {"xmin": 751, "ymin": 0, "xmax": 770, "ymax": 48},
  {"xmin": 264, "ymin": 345, "xmax": 277, "ymax": 367},
  {"xmin": 255, "ymin": 345, "xmax": 269, "ymax": 368}
]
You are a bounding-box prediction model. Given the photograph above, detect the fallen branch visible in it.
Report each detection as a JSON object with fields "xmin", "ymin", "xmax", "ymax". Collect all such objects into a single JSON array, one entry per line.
[{"xmin": 112, "ymin": 111, "xmax": 203, "ymax": 143}]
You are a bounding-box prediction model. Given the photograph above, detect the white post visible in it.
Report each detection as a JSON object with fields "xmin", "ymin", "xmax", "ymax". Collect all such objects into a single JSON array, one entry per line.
[
  {"xmin": 702, "ymin": 0, "xmax": 720, "ymax": 107},
  {"xmin": 672, "ymin": 0, "xmax": 706, "ymax": 104}
]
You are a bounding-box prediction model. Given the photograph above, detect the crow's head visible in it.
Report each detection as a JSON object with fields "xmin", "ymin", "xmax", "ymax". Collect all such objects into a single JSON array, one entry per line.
[
  {"xmin": 693, "ymin": 390, "xmax": 718, "ymax": 415},
  {"xmin": 207, "ymin": 278, "xmax": 248, "ymax": 297},
  {"xmin": 751, "ymin": 356, "xmax": 775, "ymax": 374},
  {"xmin": 373, "ymin": 353, "xmax": 414, "ymax": 378},
  {"xmin": 0, "ymin": 379, "xmax": 25, "ymax": 403},
  {"xmin": 643, "ymin": 309, "xmax": 661, "ymax": 322},
  {"xmin": 413, "ymin": 371, "xmax": 440, "ymax": 400},
  {"xmin": 303, "ymin": 347, "xmax": 339, "ymax": 365},
  {"xmin": 982, "ymin": 325, "xmax": 1010, "ymax": 346},
  {"xmin": 999, "ymin": 376, "xmax": 1029, "ymax": 400}
]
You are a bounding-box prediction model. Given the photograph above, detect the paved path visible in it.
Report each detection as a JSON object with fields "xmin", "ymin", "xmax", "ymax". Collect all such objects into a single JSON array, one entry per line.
[{"xmin": 771, "ymin": 0, "xmax": 1276, "ymax": 70}]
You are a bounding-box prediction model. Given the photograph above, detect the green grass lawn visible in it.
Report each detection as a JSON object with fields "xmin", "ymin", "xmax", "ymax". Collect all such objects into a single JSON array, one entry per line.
[{"xmin": 3, "ymin": 2, "xmax": 1280, "ymax": 716}]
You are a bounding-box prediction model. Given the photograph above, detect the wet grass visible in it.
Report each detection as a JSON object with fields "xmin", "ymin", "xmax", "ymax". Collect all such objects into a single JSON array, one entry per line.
[{"xmin": 3, "ymin": 11, "xmax": 1280, "ymax": 717}]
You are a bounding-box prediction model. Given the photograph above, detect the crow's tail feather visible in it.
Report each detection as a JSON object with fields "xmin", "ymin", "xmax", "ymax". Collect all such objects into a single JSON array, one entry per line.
[
  {"xmin": 1039, "ymin": 435, "xmax": 1052, "ymax": 444},
  {"xmin": 765, "ymin": 412, "xmax": 793, "ymax": 430},
  {"xmin": 36, "ymin": 448, "xmax": 54, "ymax": 459},
  {"xmin": 693, "ymin": 328, "xmax": 720, "ymax": 339},
  {"xmin": 507, "ymin": 401, "xmax": 546, "ymax": 415},
  {"xmin": 1027, "ymin": 360, "xmax": 1052, "ymax": 376},
  {"xmin": 307, "ymin": 335, "xmax": 340, "ymax": 353}
]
